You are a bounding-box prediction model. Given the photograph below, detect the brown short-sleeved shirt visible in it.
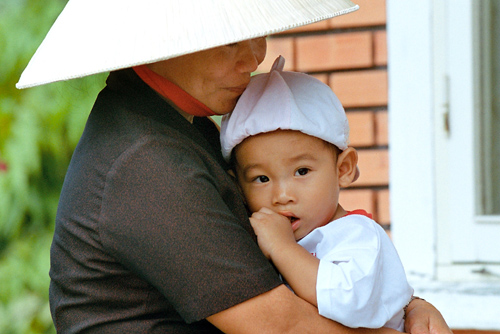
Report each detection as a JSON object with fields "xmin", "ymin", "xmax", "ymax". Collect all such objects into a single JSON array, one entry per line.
[{"xmin": 49, "ymin": 69, "xmax": 281, "ymax": 333}]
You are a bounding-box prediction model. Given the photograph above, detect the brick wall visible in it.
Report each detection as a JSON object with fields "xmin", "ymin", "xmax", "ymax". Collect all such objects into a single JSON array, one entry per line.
[{"xmin": 257, "ymin": 0, "xmax": 390, "ymax": 229}]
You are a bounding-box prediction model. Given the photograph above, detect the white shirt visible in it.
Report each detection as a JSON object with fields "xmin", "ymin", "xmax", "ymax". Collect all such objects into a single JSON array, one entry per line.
[{"xmin": 297, "ymin": 213, "xmax": 413, "ymax": 331}]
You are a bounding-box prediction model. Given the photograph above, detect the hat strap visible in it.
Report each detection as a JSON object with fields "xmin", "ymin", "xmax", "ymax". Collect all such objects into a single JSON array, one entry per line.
[{"xmin": 133, "ymin": 65, "xmax": 216, "ymax": 117}]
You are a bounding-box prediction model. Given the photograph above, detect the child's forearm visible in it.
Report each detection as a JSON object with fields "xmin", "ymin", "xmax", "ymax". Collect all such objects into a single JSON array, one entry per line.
[{"xmin": 269, "ymin": 242, "xmax": 320, "ymax": 307}]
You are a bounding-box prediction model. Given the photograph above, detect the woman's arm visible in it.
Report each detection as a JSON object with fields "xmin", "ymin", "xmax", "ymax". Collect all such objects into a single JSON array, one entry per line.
[
  {"xmin": 247, "ymin": 208, "xmax": 453, "ymax": 334},
  {"xmin": 207, "ymin": 284, "xmax": 399, "ymax": 334},
  {"xmin": 208, "ymin": 289, "xmax": 454, "ymax": 334},
  {"xmin": 404, "ymin": 298, "xmax": 453, "ymax": 334}
]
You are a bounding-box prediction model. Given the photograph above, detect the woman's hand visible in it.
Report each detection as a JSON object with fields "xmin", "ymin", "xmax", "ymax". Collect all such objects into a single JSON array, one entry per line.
[
  {"xmin": 249, "ymin": 207, "xmax": 296, "ymax": 259},
  {"xmin": 404, "ymin": 298, "xmax": 453, "ymax": 334}
]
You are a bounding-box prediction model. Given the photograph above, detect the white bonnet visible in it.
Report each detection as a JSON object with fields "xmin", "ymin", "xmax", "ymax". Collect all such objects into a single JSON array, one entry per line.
[{"xmin": 220, "ymin": 56, "xmax": 349, "ymax": 161}]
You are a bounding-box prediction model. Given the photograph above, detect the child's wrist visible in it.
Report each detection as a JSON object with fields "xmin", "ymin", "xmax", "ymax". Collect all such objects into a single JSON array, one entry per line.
[{"xmin": 268, "ymin": 241, "xmax": 303, "ymax": 263}]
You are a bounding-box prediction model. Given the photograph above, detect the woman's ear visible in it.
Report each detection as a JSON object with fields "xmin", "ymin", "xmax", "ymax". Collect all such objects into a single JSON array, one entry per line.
[{"xmin": 337, "ymin": 147, "xmax": 358, "ymax": 188}]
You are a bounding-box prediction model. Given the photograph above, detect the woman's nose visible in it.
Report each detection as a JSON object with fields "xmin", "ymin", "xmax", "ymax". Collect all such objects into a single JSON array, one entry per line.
[{"xmin": 236, "ymin": 38, "xmax": 267, "ymax": 73}]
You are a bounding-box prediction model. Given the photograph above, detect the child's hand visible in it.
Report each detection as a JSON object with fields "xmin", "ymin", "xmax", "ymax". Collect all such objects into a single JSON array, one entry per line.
[
  {"xmin": 249, "ymin": 207, "xmax": 297, "ymax": 259},
  {"xmin": 250, "ymin": 208, "xmax": 320, "ymax": 306}
]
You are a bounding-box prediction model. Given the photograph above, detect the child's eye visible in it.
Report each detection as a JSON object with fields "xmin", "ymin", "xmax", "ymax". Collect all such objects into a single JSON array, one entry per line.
[
  {"xmin": 295, "ymin": 168, "xmax": 310, "ymax": 176},
  {"xmin": 254, "ymin": 175, "xmax": 270, "ymax": 183}
]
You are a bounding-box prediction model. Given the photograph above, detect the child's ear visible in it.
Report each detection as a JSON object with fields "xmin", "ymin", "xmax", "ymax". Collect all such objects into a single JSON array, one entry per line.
[{"xmin": 337, "ymin": 147, "xmax": 358, "ymax": 188}]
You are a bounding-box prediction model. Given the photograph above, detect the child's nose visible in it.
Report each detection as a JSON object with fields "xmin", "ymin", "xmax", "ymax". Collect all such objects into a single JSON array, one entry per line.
[{"xmin": 272, "ymin": 181, "xmax": 295, "ymax": 205}]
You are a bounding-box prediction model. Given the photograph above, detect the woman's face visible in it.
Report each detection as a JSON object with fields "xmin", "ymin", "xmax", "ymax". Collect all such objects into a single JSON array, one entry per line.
[{"xmin": 148, "ymin": 37, "xmax": 267, "ymax": 115}]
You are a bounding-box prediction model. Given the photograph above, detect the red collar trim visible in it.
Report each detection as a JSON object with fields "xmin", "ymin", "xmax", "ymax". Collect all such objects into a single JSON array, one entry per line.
[
  {"xmin": 133, "ymin": 65, "xmax": 216, "ymax": 117},
  {"xmin": 345, "ymin": 209, "xmax": 373, "ymax": 219}
]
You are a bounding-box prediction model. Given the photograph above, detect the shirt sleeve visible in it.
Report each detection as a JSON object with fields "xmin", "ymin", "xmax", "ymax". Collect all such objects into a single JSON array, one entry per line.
[
  {"xmin": 98, "ymin": 132, "xmax": 282, "ymax": 323},
  {"xmin": 300, "ymin": 216, "xmax": 412, "ymax": 329}
]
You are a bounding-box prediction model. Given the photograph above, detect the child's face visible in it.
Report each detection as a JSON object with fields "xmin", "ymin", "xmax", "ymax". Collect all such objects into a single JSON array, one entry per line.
[{"xmin": 234, "ymin": 130, "xmax": 345, "ymax": 241}]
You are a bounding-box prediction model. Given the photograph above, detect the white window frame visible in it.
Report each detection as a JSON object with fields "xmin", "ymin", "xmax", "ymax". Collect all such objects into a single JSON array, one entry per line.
[{"xmin": 387, "ymin": 0, "xmax": 500, "ymax": 329}]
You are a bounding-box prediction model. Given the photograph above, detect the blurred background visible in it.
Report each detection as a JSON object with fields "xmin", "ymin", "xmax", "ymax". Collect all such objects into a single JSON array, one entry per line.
[{"xmin": 0, "ymin": 0, "xmax": 106, "ymax": 332}]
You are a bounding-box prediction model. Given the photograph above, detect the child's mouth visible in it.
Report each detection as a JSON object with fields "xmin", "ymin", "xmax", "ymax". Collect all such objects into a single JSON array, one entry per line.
[
  {"xmin": 289, "ymin": 216, "xmax": 301, "ymax": 232},
  {"xmin": 279, "ymin": 211, "xmax": 299, "ymax": 225}
]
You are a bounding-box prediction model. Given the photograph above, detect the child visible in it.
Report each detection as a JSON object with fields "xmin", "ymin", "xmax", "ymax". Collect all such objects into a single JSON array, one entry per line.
[{"xmin": 220, "ymin": 56, "xmax": 413, "ymax": 331}]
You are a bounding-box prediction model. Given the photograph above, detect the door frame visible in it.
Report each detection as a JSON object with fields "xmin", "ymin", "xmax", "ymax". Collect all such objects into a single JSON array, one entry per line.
[{"xmin": 387, "ymin": 0, "xmax": 500, "ymax": 329}]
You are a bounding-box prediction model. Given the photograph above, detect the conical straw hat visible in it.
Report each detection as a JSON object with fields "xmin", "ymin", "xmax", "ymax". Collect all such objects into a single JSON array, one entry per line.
[{"xmin": 16, "ymin": 0, "xmax": 358, "ymax": 89}]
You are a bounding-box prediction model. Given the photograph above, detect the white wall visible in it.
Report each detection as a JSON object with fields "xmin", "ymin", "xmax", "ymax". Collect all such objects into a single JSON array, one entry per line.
[
  {"xmin": 387, "ymin": 0, "xmax": 500, "ymax": 329},
  {"xmin": 387, "ymin": 0, "xmax": 437, "ymax": 278}
]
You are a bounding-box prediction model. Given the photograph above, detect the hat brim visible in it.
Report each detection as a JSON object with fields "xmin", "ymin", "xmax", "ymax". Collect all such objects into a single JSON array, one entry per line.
[{"xmin": 16, "ymin": 0, "xmax": 358, "ymax": 89}]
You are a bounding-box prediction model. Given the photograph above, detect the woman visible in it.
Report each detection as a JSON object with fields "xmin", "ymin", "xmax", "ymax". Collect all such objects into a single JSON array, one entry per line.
[{"xmin": 18, "ymin": 1, "xmax": 452, "ymax": 332}]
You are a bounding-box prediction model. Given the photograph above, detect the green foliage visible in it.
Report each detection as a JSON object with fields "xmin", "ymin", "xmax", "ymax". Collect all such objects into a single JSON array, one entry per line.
[
  {"xmin": 0, "ymin": 232, "xmax": 53, "ymax": 334},
  {"xmin": 0, "ymin": 0, "xmax": 106, "ymax": 332}
]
